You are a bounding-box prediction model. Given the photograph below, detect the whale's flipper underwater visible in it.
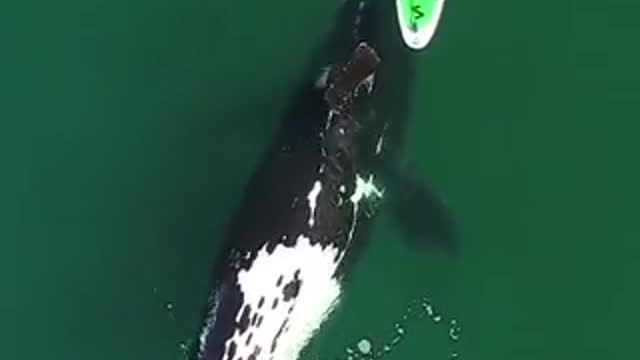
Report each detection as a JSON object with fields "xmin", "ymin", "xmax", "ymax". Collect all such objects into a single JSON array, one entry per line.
[
  {"xmin": 188, "ymin": 1, "xmax": 456, "ymax": 360},
  {"xmin": 367, "ymin": 0, "xmax": 456, "ymax": 255}
]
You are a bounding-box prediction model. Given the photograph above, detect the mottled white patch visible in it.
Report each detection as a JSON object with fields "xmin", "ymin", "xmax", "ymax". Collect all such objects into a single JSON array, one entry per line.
[
  {"xmin": 306, "ymin": 181, "xmax": 322, "ymax": 227},
  {"xmin": 222, "ymin": 235, "xmax": 342, "ymax": 360}
]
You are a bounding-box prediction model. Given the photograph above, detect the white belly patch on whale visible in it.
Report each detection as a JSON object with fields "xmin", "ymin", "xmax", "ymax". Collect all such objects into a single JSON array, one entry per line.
[
  {"xmin": 219, "ymin": 171, "xmax": 383, "ymax": 360},
  {"xmin": 222, "ymin": 234, "xmax": 343, "ymax": 360}
]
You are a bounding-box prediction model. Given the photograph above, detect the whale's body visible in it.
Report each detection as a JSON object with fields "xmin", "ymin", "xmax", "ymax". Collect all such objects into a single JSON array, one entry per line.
[
  {"xmin": 191, "ymin": 3, "xmax": 389, "ymax": 360},
  {"xmin": 189, "ymin": 0, "xmax": 458, "ymax": 358}
]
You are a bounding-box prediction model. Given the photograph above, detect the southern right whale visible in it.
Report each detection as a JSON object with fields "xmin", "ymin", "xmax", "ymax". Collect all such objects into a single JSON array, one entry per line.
[{"xmin": 188, "ymin": 1, "xmax": 455, "ymax": 360}]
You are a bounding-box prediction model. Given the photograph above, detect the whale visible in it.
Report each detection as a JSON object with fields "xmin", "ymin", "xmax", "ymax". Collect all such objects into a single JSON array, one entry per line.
[
  {"xmin": 188, "ymin": 1, "xmax": 456, "ymax": 360},
  {"xmin": 189, "ymin": 2, "xmax": 386, "ymax": 360}
]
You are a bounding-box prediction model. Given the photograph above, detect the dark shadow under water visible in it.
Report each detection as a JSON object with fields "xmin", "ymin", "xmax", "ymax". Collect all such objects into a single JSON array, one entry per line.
[{"xmin": 365, "ymin": 0, "xmax": 458, "ymax": 256}]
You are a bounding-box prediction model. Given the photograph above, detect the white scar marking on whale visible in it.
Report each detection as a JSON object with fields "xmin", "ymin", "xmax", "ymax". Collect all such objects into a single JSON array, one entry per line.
[
  {"xmin": 350, "ymin": 174, "xmax": 383, "ymax": 204},
  {"xmin": 326, "ymin": 111, "xmax": 333, "ymax": 129},
  {"xmin": 375, "ymin": 135, "xmax": 384, "ymax": 155},
  {"xmin": 337, "ymin": 173, "xmax": 383, "ymax": 264},
  {"xmin": 306, "ymin": 181, "xmax": 323, "ymax": 227},
  {"xmin": 222, "ymin": 234, "xmax": 342, "ymax": 360},
  {"xmin": 356, "ymin": 73, "xmax": 375, "ymax": 96}
]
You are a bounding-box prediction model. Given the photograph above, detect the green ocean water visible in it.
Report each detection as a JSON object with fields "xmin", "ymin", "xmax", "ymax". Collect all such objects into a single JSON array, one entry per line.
[{"xmin": 1, "ymin": 0, "xmax": 639, "ymax": 359}]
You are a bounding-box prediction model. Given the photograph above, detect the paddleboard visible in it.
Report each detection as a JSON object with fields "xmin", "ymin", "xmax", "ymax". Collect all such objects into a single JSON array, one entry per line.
[{"xmin": 396, "ymin": 0, "xmax": 446, "ymax": 50}]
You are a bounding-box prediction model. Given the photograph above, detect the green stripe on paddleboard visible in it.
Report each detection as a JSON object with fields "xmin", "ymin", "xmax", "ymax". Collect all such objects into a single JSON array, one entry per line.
[{"xmin": 401, "ymin": 0, "xmax": 437, "ymax": 31}]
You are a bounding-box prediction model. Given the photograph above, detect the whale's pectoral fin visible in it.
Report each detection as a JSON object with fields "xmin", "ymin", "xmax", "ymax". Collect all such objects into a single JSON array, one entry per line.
[{"xmin": 380, "ymin": 164, "xmax": 458, "ymax": 256}]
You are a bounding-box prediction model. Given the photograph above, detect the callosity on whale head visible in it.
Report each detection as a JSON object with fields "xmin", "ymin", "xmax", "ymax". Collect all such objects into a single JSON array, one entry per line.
[{"xmin": 190, "ymin": 4, "xmax": 386, "ymax": 360}]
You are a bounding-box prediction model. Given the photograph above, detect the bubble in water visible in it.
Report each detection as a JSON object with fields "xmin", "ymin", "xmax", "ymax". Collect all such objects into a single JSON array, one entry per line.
[
  {"xmin": 424, "ymin": 304, "xmax": 434, "ymax": 317},
  {"xmin": 177, "ymin": 338, "xmax": 194, "ymax": 360},
  {"xmin": 390, "ymin": 336, "xmax": 401, "ymax": 345},
  {"xmin": 448, "ymin": 319, "xmax": 461, "ymax": 342},
  {"xmin": 394, "ymin": 323, "xmax": 405, "ymax": 336},
  {"xmin": 336, "ymin": 294, "xmax": 461, "ymax": 360},
  {"xmin": 357, "ymin": 338, "xmax": 372, "ymax": 355}
]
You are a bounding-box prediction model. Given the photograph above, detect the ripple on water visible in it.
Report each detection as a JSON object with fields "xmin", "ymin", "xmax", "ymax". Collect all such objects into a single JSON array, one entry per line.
[
  {"xmin": 174, "ymin": 295, "xmax": 462, "ymax": 360},
  {"xmin": 336, "ymin": 295, "xmax": 462, "ymax": 360}
]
